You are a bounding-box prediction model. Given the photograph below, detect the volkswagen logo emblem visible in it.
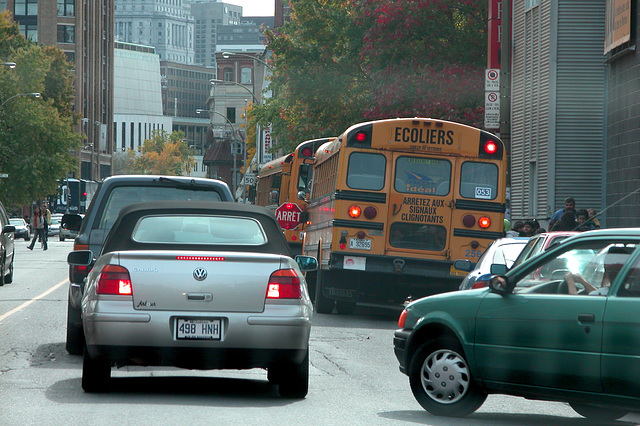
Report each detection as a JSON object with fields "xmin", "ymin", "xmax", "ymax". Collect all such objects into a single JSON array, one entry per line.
[{"xmin": 193, "ymin": 268, "xmax": 207, "ymax": 281}]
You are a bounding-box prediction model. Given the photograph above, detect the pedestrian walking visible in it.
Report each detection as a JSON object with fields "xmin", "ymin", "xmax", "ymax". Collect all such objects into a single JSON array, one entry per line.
[
  {"xmin": 43, "ymin": 202, "xmax": 52, "ymax": 239},
  {"xmin": 27, "ymin": 205, "xmax": 48, "ymax": 250}
]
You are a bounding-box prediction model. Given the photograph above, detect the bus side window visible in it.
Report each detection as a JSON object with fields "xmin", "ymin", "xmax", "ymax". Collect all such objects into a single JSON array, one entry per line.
[{"xmin": 269, "ymin": 190, "xmax": 279, "ymax": 204}]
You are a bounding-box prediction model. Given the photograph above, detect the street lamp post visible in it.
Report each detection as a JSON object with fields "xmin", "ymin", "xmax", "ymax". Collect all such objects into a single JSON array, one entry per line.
[
  {"xmin": 1, "ymin": 92, "xmax": 41, "ymax": 108},
  {"xmin": 1, "ymin": 62, "xmax": 16, "ymax": 69}
]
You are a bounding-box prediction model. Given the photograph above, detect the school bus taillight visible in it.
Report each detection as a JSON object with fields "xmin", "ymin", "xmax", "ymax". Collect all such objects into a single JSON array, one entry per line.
[
  {"xmin": 479, "ymin": 217, "xmax": 491, "ymax": 228},
  {"xmin": 348, "ymin": 205, "xmax": 362, "ymax": 218}
]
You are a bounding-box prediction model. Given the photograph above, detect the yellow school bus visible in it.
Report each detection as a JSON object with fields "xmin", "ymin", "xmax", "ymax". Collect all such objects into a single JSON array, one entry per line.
[
  {"xmin": 302, "ymin": 118, "xmax": 506, "ymax": 313},
  {"xmin": 256, "ymin": 137, "xmax": 335, "ymax": 255}
]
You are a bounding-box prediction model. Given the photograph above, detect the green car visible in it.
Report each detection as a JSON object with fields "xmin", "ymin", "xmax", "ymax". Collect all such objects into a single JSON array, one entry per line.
[{"xmin": 394, "ymin": 228, "xmax": 640, "ymax": 421}]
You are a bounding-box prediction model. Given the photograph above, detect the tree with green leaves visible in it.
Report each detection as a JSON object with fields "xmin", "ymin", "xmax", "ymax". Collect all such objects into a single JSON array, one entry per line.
[
  {"xmin": 254, "ymin": 0, "xmax": 487, "ymax": 154},
  {"xmin": 0, "ymin": 10, "xmax": 83, "ymax": 207},
  {"xmin": 129, "ymin": 129, "xmax": 196, "ymax": 176}
]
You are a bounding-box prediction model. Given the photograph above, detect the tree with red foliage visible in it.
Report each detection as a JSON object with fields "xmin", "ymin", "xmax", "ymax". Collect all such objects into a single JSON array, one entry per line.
[{"xmin": 254, "ymin": 0, "xmax": 488, "ymax": 153}]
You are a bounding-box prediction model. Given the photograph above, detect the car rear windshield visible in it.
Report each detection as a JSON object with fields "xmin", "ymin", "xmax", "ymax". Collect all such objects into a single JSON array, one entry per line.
[
  {"xmin": 132, "ymin": 214, "xmax": 267, "ymax": 245},
  {"xmin": 99, "ymin": 186, "xmax": 224, "ymax": 230}
]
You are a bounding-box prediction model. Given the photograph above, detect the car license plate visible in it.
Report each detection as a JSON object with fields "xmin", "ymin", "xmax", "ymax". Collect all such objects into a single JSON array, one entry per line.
[
  {"xmin": 349, "ymin": 238, "xmax": 372, "ymax": 250},
  {"xmin": 175, "ymin": 318, "xmax": 222, "ymax": 340}
]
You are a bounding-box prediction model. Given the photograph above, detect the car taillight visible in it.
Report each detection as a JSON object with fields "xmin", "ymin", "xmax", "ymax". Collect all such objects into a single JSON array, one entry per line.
[
  {"xmin": 266, "ymin": 269, "xmax": 302, "ymax": 299},
  {"xmin": 471, "ymin": 281, "xmax": 489, "ymax": 289},
  {"xmin": 97, "ymin": 265, "xmax": 132, "ymax": 295}
]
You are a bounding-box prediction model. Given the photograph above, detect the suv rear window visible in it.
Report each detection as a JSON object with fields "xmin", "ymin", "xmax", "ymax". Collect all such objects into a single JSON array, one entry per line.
[{"xmin": 99, "ymin": 186, "xmax": 224, "ymax": 230}]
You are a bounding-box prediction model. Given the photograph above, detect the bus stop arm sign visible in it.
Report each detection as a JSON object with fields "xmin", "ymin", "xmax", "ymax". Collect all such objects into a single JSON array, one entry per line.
[{"xmin": 276, "ymin": 203, "xmax": 303, "ymax": 230}]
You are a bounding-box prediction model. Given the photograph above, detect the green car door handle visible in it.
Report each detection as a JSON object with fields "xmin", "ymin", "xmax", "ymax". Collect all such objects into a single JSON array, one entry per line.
[{"xmin": 578, "ymin": 313, "xmax": 595, "ymax": 323}]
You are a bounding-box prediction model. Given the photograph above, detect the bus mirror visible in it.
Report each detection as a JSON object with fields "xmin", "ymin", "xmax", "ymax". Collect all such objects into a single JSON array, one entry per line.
[{"xmin": 297, "ymin": 191, "xmax": 307, "ymax": 202}]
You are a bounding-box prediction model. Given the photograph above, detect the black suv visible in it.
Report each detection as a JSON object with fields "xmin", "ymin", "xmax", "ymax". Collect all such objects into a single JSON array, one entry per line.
[{"xmin": 66, "ymin": 175, "xmax": 234, "ymax": 354}]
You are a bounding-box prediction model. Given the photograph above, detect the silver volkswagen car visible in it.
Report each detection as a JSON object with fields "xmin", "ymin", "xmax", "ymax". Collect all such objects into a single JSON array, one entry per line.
[{"xmin": 68, "ymin": 201, "xmax": 316, "ymax": 397}]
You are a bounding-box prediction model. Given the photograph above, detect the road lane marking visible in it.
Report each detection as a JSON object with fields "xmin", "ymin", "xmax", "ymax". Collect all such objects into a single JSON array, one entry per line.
[{"xmin": 0, "ymin": 279, "xmax": 68, "ymax": 323}]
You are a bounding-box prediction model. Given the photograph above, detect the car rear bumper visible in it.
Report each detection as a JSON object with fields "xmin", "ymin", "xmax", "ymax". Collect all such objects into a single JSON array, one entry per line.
[
  {"xmin": 83, "ymin": 304, "xmax": 312, "ymax": 368},
  {"xmin": 87, "ymin": 345, "xmax": 308, "ymax": 369}
]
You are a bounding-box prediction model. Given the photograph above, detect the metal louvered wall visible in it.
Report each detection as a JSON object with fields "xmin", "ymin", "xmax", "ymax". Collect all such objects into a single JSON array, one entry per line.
[{"xmin": 510, "ymin": 0, "xmax": 605, "ymax": 224}]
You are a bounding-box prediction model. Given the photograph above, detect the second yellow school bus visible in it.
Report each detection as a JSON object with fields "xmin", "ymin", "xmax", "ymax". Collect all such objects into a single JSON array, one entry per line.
[
  {"xmin": 302, "ymin": 118, "xmax": 506, "ymax": 314},
  {"xmin": 256, "ymin": 137, "xmax": 334, "ymax": 255}
]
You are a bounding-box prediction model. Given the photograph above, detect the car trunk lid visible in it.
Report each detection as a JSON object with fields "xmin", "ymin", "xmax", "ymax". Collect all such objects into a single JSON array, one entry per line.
[{"xmin": 117, "ymin": 251, "xmax": 285, "ymax": 313}]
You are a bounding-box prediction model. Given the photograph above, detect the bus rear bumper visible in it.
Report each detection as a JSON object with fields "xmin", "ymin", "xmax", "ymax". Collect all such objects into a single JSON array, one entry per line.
[{"xmin": 319, "ymin": 253, "xmax": 462, "ymax": 306}]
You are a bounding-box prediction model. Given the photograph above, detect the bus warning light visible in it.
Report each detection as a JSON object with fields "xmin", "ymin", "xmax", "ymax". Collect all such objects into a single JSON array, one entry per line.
[
  {"xmin": 301, "ymin": 147, "xmax": 313, "ymax": 157},
  {"xmin": 484, "ymin": 140, "xmax": 498, "ymax": 155},
  {"xmin": 355, "ymin": 131, "xmax": 367, "ymax": 142},
  {"xmin": 478, "ymin": 217, "xmax": 491, "ymax": 228}
]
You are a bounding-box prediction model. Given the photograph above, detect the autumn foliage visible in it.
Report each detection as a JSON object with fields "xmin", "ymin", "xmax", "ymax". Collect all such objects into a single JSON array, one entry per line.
[{"xmin": 256, "ymin": 0, "xmax": 488, "ymax": 153}]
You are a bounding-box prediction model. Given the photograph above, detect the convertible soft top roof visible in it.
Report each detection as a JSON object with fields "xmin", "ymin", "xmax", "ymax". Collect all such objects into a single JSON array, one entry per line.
[{"xmin": 101, "ymin": 201, "xmax": 292, "ymax": 257}]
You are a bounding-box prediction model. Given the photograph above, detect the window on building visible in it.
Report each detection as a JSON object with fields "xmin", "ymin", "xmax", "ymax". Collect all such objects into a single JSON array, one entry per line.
[
  {"xmin": 57, "ymin": 25, "xmax": 75, "ymax": 43},
  {"xmin": 15, "ymin": 0, "xmax": 38, "ymax": 15},
  {"xmin": 223, "ymin": 67, "xmax": 233, "ymax": 82},
  {"xmin": 57, "ymin": 0, "xmax": 74, "ymax": 17},
  {"xmin": 240, "ymin": 67, "xmax": 252, "ymax": 84},
  {"xmin": 19, "ymin": 24, "xmax": 37, "ymax": 42},
  {"xmin": 227, "ymin": 107, "xmax": 236, "ymax": 123}
]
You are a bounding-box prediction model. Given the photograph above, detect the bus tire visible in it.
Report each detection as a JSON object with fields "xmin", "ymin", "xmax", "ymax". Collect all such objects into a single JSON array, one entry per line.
[{"xmin": 314, "ymin": 269, "xmax": 335, "ymax": 314}]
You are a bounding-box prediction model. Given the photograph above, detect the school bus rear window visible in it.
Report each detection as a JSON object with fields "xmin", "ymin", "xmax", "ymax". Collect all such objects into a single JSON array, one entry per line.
[
  {"xmin": 395, "ymin": 156, "xmax": 451, "ymax": 195},
  {"xmin": 389, "ymin": 222, "xmax": 447, "ymax": 251},
  {"xmin": 347, "ymin": 152, "xmax": 386, "ymax": 190},
  {"xmin": 460, "ymin": 162, "xmax": 498, "ymax": 200}
]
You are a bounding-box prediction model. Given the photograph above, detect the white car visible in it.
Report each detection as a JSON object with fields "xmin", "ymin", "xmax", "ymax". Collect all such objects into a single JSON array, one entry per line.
[
  {"xmin": 455, "ymin": 237, "xmax": 530, "ymax": 290},
  {"xmin": 68, "ymin": 201, "xmax": 316, "ymax": 397},
  {"xmin": 48, "ymin": 214, "xmax": 63, "ymax": 236}
]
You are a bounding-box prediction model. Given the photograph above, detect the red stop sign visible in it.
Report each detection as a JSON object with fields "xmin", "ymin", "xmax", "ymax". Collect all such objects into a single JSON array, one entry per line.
[{"xmin": 275, "ymin": 202, "xmax": 303, "ymax": 230}]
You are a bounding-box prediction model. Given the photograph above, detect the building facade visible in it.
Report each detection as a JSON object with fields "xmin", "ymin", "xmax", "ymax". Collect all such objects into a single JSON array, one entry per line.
[
  {"xmin": 113, "ymin": 42, "xmax": 173, "ymax": 154},
  {"xmin": 115, "ymin": 0, "xmax": 194, "ymax": 64},
  {"xmin": 191, "ymin": 1, "xmax": 242, "ymax": 67},
  {"xmin": 604, "ymin": 0, "xmax": 640, "ymax": 227},
  {"xmin": 2, "ymin": 0, "xmax": 115, "ymax": 181},
  {"xmin": 509, "ymin": 0, "xmax": 606, "ymax": 225}
]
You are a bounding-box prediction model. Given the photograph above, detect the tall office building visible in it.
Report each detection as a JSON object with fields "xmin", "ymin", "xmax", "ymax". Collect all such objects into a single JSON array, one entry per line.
[
  {"xmin": 115, "ymin": 0, "xmax": 194, "ymax": 64},
  {"xmin": 191, "ymin": 1, "xmax": 242, "ymax": 67},
  {"xmin": 1, "ymin": 0, "xmax": 115, "ymax": 181}
]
